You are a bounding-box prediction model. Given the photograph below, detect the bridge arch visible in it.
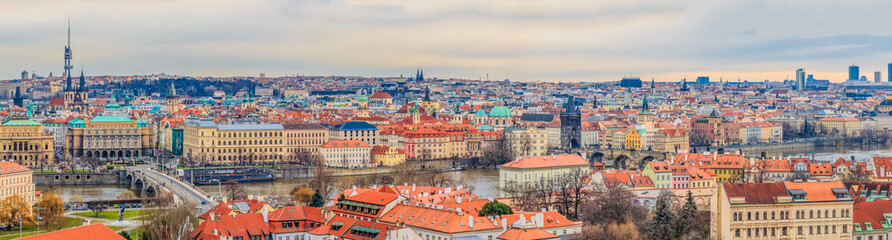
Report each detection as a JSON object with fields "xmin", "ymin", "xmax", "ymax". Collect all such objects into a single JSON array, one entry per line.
[
  {"xmin": 133, "ymin": 178, "xmax": 144, "ymax": 193},
  {"xmin": 614, "ymin": 155, "xmax": 629, "ymax": 169},
  {"xmin": 145, "ymin": 186, "xmax": 157, "ymax": 198},
  {"xmin": 124, "ymin": 174, "xmax": 133, "ymax": 186},
  {"xmin": 640, "ymin": 155, "xmax": 656, "ymax": 169}
]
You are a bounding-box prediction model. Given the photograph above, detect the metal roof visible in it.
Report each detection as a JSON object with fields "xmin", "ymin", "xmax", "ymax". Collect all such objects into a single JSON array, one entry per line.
[{"xmin": 217, "ymin": 124, "xmax": 284, "ymax": 131}]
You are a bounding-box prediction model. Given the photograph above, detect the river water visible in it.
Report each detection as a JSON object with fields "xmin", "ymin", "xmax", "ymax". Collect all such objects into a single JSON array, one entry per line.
[
  {"xmin": 46, "ymin": 169, "xmax": 500, "ymax": 202},
  {"xmin": 48, "ymin": 143, "xmax": 892, "ymax": 202},
  {"xmin": 739, "ymin": 143, "xmax": 892, "ymax": 162}
]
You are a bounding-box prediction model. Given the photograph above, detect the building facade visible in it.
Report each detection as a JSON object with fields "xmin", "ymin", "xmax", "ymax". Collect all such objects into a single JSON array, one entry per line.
[
  {"xmin": 0, "ymin": 162, "xmax": 35, "ymax": 204},
  {"xmin": 711, "ymin": 180, "xmax": 854, "ymax": 239},
  {"xmin": 319, "ymin": 140, "xmax": 371, "ymax": 168},
  {"xmin": 65, "ymin": 116, "xmax": 154, "ymax": 160},
  {"xmin": 182, "ymin": 118, "xmax": 285, "ymax": 165},
  {"xmin": 0, "ymin": 115, "xmax": 54, "ymax": 166}
]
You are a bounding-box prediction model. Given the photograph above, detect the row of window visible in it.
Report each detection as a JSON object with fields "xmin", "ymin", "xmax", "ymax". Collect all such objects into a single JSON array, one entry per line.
[{"xmin": 733, "ymin": 209, "xmax": 850, "ymax": 221}]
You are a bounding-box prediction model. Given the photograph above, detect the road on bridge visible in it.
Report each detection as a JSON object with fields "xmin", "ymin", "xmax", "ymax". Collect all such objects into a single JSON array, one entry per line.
[{"xmin": 129, "ymin": 165, "xmax": 218, "ymax": 215}]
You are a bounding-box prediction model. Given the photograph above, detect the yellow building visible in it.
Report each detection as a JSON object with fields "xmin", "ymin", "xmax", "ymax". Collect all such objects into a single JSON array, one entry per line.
[
  {"xmin": 499, "ymin": 154, "xmax": 590, "ymax": 197},
  {"xmin": 0, "ymin": 115, "xmax": 54, "ymax": 166},
  {"xmin": 370, "ymin": 145, "xmax": 405, "ymax": 166},
  {"xmin": 651, "ymin": 128, "xmax": 689, "ymax": 153},
  {"xmin": 182, "ymin": 118, "xmax": 284, "ymax": 165},
  {"xmin": 65, "ymin": 115, "xmax": 154, "ymax": 160},
  {"xmin": 503, "ymin": 127, "xmax": 547, "ymax": 157},
  {"xmin": 0, "ymin": 162, "xmax": 35, "ymax": 204},
  {"xmin": 817, "ymin": 117, "xmax": 861, "ymax": 136},
  {"xmin": 625, "ymin": 129, "xmax": 643, "ymax": 150},
  {"xmin": 282, "ymin": 123, "xmax": 328, "ymax": 157},
  {"xmin": 712, "ymin": 180, "xmax": 853, "ymax": 239}
]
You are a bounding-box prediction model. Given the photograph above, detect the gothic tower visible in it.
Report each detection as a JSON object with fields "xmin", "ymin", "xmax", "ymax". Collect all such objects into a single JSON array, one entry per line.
[
  {"xmin": 560, "ymin": 96, "xmax": 582, "ymax": 149},
  {"xmin": 166, "ymin": 83, "xmax": 180, "ymax": 115}
]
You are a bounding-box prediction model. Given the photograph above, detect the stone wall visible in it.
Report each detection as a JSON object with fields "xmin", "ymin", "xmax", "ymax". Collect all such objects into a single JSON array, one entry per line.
[{"xmin": 34, "ymin": 172, "xmax": 120, "ymax": 185}]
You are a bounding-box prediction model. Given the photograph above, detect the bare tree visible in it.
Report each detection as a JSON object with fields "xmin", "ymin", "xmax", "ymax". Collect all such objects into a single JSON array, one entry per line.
[
  {"xmin": 481, "ymin": 137, "xmax": 514, "ymax": 168},
  {"xmin": 139, "ymin": 201, "xmax": 199, "ymax": 240},
  {"xmin": 840, "ymin": 164, "xmax": 872, "ymax": 182},
  {"xmin": 223, "ymin": 180, "xmax": 247, "ymax": 200}
]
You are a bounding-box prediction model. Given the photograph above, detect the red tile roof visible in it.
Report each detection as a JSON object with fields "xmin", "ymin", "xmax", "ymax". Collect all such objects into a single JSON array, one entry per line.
[
  {"xmin": 21, "ymin": 224, "xmax": 124, "ymax": 240},
  {"xmin": 500, "ymin": 154, "xmax": 589, "ymax": 169},
  {"xmin": 723, "ymin": 182, "xmax": 789, "ymax": 204},
  {"xmin": 497, "ymin": 228, "xmax": 559, "ymax": 240},
  {"xmin": 0, "ymin": 162, "xmax": 31, "ymax": 175}
]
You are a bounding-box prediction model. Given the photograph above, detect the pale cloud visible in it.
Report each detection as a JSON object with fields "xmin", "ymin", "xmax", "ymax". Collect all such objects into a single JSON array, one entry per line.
[{"xmin": 1, "ymin": 0, "xmax": 891, "ymax": 82}]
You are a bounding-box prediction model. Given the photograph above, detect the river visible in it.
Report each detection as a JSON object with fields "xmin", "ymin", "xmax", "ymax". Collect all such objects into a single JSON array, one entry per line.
[
  {"xmin": 49, "ymin": 143, "xmax": 892, "ymax": 202},
  {"xmin": 46, "ymin": 169, "xmax": 500, "ymax": 203},
  {"xmin": 739, "ymin": 143, "xmax": 892, "ymax": 162}
]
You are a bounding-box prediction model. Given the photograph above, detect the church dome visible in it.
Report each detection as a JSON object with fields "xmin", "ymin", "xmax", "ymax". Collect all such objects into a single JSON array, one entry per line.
[{"xmin": 489, "ymin": 106, "xmax": 511, "ymax": 118}]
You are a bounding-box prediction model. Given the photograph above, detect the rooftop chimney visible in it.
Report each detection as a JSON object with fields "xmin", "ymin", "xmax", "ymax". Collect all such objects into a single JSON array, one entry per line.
[
  {"xmin": 469, "ymin": 216, "xmax": 474, "ymax": 229},
  {"xmin": 535, "ymin": 213, "xmax": 544, "ymax": 228},
  {"xmin": 262, "ymin": 206, "xmax": 269, "ymax": 224},
  {"xmin": 501, "ymin": 218, "xmax": 508, "ymax": 231}
]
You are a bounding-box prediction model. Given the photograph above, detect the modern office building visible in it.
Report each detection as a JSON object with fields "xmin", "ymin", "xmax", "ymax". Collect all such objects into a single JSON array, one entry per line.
[
  {"xmin": 876, "ymin": 71, "xmax": 883, "ymax": 83},
  {"xmin": 850, "ymin": 64, "xmax": 860, "ymax": 80},
  {"xmin": 696, "ymin": 76, "xmax": 710, "ymax": 84},
  {"xmin": 796, "ymin": 68, "xmax": 806, "ymax": 89},
  {"xmin": 619, "ymin": 77, "xmax": 642, "ymax": 88}
]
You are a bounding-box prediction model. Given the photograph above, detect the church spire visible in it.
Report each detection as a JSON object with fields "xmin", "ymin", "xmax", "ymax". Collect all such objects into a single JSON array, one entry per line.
[
  {"xmin": 78, "ymin": 69, "xmax": 86, "ymax": 91},
  {"xmin": 168, "ymin": 83, "xmax": 178, "ymax": 97},
  {"xmin": 64, "ymin": 20, "xmax": 73, "ymax": 91}
]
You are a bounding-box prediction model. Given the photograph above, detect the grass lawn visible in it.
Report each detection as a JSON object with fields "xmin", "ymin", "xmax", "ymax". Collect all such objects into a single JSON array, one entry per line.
[
  {"xmin": 33, "ymin": 170, "xmax": 57, "ymax": 173},
  {"xmin": 0, "ymin": 217, "xmax": 82, "ymax": 240},
  {"xmin": 61, "ymin": 169, "xmax": 92, "ymax": 173},
  {"xmin": 71, "ymin": 210, "xmax": 149, "ymax": 220}
]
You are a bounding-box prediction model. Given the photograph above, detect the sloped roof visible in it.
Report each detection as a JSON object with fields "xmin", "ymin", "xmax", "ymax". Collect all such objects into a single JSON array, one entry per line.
[
  {"xmin": 497, "ymin": 228, "xmax": 559, "ymax": 240},
  {"xmin": 500, "ymin": 154, "xmax": 589, "ymax": 169},
  {"xmin": 723, "ymin": 182, "xmax": 789, "ymax": 204},
  {"xmin": 21, "ymin": 224, "xmax": 123, "ymax": 240}
]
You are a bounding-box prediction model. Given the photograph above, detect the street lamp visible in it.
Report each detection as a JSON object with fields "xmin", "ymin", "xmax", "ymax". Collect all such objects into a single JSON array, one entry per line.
[
  {"xmin": 35, "ymin": 208, "xmax": 44, "ymax": 235},
  {"xmin": 18, "ymin": 217, "xmax": 22, "ymax": 239}
]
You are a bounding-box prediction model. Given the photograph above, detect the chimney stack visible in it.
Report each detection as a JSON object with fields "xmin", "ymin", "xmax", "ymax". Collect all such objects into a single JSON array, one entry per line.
[
  {"xmin": 262, "ymin": 206, "xmax": 269, "ymax": 224},
  {"xmin": 535, "ymin": 213, "xmax": 544, "ymax": 228},
  {"xmin": 501, "ymin": 218, "xmax": 508, "ymax": 231},
  {"xmin": 468, "ymin": 216, "xmax": 474, "ymax": 229}
]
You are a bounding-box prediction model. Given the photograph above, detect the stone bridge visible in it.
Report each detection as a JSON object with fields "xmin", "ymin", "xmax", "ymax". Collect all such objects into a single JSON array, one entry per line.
[
  {"xmin": 121, "ymin": 170, "xmax": 164, "ymax": 198},
  {"xmin": 575, "ymin": 148, "xmax": 673, "ymax": 170}
]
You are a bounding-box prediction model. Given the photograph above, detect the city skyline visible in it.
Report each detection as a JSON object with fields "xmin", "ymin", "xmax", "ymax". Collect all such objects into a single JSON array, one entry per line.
[{"xmin": 3, "ymin": 0, "xmax": 892, "ymax": 82}]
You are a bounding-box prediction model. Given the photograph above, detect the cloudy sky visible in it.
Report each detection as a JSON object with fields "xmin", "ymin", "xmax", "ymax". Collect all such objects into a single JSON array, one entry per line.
[{"xmin": 2, "ymin": 0, "xmax": 892, "ymax": 82}]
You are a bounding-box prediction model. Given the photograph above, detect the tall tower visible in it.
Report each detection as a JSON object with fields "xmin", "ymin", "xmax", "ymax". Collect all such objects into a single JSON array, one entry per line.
[
  {"xmin": 849, "ymin": 64, "xmax": 860, "ymax": 80},
  {"xmin": 795, "ymin": 68, "xmax": 805, "ymax": 90},
  {"xmin": 63, "ymin": 20, "xmax": 77, "ymax": 110},
  {"xmin": 560, "ymin": 96, "xmax": 582, "ymax": 149},
  {"xmin": 13, "ymin": 86, "xmax": 23, "ymax": 108},
  {"xmin": 166, "ymin": 83, "xmax": 180, "ymax": 114}
]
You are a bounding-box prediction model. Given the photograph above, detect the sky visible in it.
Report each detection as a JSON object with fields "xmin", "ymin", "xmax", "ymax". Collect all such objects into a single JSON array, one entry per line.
[{"xmin": 2, "ymin": 0, "xmax": 892, "ymax": 82}]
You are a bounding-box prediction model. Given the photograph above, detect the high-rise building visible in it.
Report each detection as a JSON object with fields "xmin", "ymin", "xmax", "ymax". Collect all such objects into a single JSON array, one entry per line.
[
  {"xmin": 696, "ymin": 76, "xmax": 710, "ymax": 84},
  {"xmin": 888, "ymin": 63, "xmax": 892, "ymax": 82},
  {"xmin": 795, "ymin": 68, "xmax": 806, "ymax": 89},
  {"xmin": 876, "ymin": 71, "xmax": 883, "ymax": 83},
  {"xmin": 849, "ymin": 64, "xmax": 860, "ymax": 80}
]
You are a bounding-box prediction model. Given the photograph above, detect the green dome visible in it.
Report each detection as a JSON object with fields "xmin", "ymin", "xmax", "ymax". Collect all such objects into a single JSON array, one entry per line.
[
  {"xmin": 476, "ymin": 124, "xmax": 494, "ymax": 131},
  {"xmin": 474, "ymin": 109, "xmax": 488, "ymax": 117},
  {"xmin": 489, "ymin": 106, "xmax": 511, "ymax": 118},
  {"xmin": 105, "ymin": 103, "xmax": 122, "ymax": 110},
  {"xmin": 358, "ymin": 95, "xmax": 368, "ymax": 102}
]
